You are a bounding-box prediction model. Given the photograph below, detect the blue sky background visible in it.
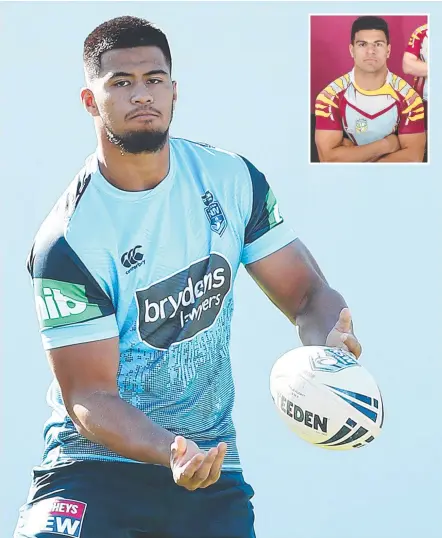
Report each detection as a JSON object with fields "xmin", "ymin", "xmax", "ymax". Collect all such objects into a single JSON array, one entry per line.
[{"xmin": 1, "ymin": 1, "xmax": 441, "ymax": 537}]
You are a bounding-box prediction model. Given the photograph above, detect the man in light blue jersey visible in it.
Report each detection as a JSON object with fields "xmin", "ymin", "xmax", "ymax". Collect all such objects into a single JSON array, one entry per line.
[{"xmin": 15, "ymin": 16, "xmax": 362, "ymax": 538}]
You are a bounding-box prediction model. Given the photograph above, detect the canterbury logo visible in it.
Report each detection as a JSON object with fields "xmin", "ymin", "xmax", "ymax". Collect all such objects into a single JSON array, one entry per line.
[{"xmin": 121, "ymin": 245, "xmax": 144, "ymax": 268}]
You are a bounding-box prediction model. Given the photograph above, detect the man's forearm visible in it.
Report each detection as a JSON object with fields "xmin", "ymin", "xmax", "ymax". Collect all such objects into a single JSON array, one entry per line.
[
  {"xmin": 320, "ymin": 138, "xmax": 387, "ymax": 163},
  {"xmin": 70, "ymin": 391, "xmax": 175, "ymax": 466},
  {"xmin": 296, "ymin": 284, "xmax": 348, "ymax": 345},
  {"xmin": 377, "ymin": 147, "xmax": 424, "ymax": 162}
]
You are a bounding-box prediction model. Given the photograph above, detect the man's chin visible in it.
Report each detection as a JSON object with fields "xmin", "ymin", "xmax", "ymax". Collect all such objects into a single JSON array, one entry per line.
[
  {"xmin": 106, "ymin": 129, "xmax": 169, "ymax": 154},
  {"xmin": 359, "ymin": 62, "xmax": 385, "ymax": 73}
]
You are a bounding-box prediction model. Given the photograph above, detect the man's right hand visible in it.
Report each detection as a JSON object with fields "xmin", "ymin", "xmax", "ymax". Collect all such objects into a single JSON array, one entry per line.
[
  {"xmin": 383, "ymin": 134, "xmax": 400, "ymax": 154},
  {"xmin": 170, "ymin": 436, "xmax": 227, "ymax": 491}
]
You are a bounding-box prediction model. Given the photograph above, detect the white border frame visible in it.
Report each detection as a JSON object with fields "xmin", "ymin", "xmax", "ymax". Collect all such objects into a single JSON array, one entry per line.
[{"xmin": 308, "ymin": 12, "xmax": 430, "ymax": 166}]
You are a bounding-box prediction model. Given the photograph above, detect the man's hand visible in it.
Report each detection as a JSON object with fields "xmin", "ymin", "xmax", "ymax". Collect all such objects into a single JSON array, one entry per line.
[
  {"xmin": 170, "ymin": 436, "xmax": 227, "ymax": 491},
  {"xmin": 382, "ymin": 134, "xmax": 400, "ymax": 155},
  {"xmin": 325, "ymin": 308, "xmax": 362, "ymax": 359},
  {"xmin": 340, "ymin": 138, "xmax": 354, "ymax": 147}
]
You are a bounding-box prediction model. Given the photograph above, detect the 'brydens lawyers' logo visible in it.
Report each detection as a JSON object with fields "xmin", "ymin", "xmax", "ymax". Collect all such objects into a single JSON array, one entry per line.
[
  {"xmin": 136, "ymin": 253, "xmax": 232, "ymax": 350},
  {"xmin": 24, "ymin": 498, "xmax": 87, "ymax": 537}
]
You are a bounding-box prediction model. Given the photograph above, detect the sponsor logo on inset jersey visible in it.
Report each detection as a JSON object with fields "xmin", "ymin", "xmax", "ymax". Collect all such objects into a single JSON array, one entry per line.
[
  {"xmin": 121, "ymin": 245, "xmax": 145, "ymax": 274},
  {"xmin": 202, "ymin": 190, "xmax": 227, "ymax": 236},
  {"xmin": 22, "ymin": 497, "xmax": 87, "ymax": 537},
  {"xmin": 33, "ymin": 279, "xmax": 101, "ymax": 328},
  {"xmin": 136, "ymin": 252, "xmax": 232, "ymax": 350}
]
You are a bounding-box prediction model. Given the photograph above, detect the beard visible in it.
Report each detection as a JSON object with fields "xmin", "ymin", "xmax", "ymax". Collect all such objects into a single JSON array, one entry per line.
[
  {"xmin": 105, "ymin": 126, "xmax": 169, "ymax": 154},
  {"xmin": 104, "ymin": 104, "xmax": 174, "ymax": 155}
]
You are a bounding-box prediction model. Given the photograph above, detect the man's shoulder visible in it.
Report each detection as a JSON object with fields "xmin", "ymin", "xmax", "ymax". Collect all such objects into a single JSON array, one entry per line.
[
  {"xmin": 31, "ymin": 155, "xmax": 97, "ymax": 255},
  {"xmin": 170, "ymin": 137, "xmax": 253, "ymax": 179},
  {"xmin": 389, "ymin": 72, "xmax": 421, "ymax": 101},
  {"xmin": 316, "ymin": 72, "xmax": 352, "ymax": 102},
  {"xmin": 388, "ymin": 72, "xmax": 424, "ymax": 125},
  {"xmin": 412, "ymin": 23, "xmax": 428, "ymax": 37},
  {"xmin": 171, "ymin": 137, "xmax": 245, "ymax": 165}
]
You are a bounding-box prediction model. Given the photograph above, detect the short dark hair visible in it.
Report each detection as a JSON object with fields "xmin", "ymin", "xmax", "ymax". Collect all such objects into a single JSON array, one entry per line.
[
  {"xmin": 351, "ymin": 16, "xmax": 390, "ymax": 44},
  {"xmin": 83, "ymin": 16, "xmax": 172, "ymax": 80}
]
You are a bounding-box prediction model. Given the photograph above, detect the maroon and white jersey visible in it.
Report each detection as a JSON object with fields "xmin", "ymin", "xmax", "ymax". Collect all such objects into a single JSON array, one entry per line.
[{"xmin": 315, "ymin": 69, "xmax": 425, "ymax": 146}]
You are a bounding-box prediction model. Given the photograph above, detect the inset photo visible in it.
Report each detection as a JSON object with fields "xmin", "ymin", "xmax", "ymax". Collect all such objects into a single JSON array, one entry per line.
[{"xmin": 310, "ymin": 15, "xmax": 428, "ymax": 163}]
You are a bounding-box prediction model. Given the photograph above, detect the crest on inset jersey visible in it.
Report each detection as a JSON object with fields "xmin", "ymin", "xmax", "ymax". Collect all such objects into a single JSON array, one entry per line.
[
  {"xmin": 201, "ymin": 190, "xmax": 227, "ymax": 236},
  {"xmin": 355, "ymin": 118, "xmax": 368, "ymax": 133}
]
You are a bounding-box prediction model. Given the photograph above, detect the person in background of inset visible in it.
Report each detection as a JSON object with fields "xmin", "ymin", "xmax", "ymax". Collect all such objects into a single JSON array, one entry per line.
[
  {"xmin": 403, "ymin": 23, "xmax": 428, "ymax": 160},
  {"xmin": 315, "ymin": 16, "xmax": 426, "ymax": 163},
  {"xmin": 403, "ymin": 23, "xmax": 428, "ymax": 105}
]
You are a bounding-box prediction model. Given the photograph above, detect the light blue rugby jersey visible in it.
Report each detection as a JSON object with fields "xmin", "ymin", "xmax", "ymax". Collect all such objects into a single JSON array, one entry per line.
[{"xmin": 27, "ymin": 137, "xmax": 297, "ymax": 471}]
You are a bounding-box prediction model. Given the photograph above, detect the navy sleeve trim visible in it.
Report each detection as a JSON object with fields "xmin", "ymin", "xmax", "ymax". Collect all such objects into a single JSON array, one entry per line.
[
  {"xmin": 240, "ymin": 156, "xmax": 284, "ymax": 246},
  {"xmin": 27, "ymin": 170, "xmax": 114, "ymax": 330}
]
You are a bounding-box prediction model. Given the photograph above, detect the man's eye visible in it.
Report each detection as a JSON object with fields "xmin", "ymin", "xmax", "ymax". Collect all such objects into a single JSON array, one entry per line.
[{"xmin": 114, "ymin": 80, "xmax": 130, "ymax": 87}]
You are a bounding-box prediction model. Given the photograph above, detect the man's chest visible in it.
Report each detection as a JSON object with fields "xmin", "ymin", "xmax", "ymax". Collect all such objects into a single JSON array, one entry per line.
[
  {"xmin": 104, "ymin": 188, "xmax": 245, "ymax": 349},
  {"xmin": 341, "ymin": 91, "xmax": 400, "ymax": 145}
]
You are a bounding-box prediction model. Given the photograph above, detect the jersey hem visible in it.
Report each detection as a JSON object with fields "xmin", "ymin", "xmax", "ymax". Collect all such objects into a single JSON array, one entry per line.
[
  {"xmin": 40, "ymin": 454, "xmax": 243, "ymax": 472},
  {"xmin": 242, "ymin": 226, "xmax": 297, "ymax": 265},
  {"xmin": 42, "ymin": 327, "xmax": 119, "ymax": 350}
]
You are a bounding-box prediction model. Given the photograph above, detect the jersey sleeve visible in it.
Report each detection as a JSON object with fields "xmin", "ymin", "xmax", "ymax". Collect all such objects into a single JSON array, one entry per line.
[
  {"xmin": 28, "ymin": 216, "xmax": 119, "ymax": 350},
  {"xmin": 398, "ymin": 87, "xmax": 425, "ymax": 135},
  {"xmin": 239, "ymin": 157, "xmax": 297, "ymax": 265},
  {"xmin": 405, "ymin": 26, "xmax": 426, "ymax": 58},
  {"xmin": 314, "ymin": 87, "xmax": 343, "ymax": 131}
]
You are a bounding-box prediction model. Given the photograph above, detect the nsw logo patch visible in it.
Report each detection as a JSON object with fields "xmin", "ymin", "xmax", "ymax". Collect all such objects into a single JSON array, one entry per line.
[{"xmin": 202, "ymin": 190, "xmax": 227, "ymax": 236}]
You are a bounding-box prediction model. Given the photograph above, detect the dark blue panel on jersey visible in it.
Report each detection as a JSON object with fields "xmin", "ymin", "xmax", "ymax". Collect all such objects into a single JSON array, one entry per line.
[
  {"xmin": 27, "ymin": 172, "xmax": 114, "ymax": 318},
  {"xmin": 241, "ymin": 156, "xmax": 283, "ymax": 246}
]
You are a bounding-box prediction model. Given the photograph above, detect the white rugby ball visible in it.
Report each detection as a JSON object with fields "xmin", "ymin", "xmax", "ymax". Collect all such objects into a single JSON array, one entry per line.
[{"xmin": 269, "ymin": 346, "xmax": 384, "ymax": 450}]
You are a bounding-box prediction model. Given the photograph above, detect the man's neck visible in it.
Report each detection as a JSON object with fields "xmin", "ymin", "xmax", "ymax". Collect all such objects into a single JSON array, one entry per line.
[
  {"xmin": 96, "ymin": 135, "xmax": 170, "ymax": 192},
  {"xmin": 354, "ymin": 66, "xmax": 388, "ymax": 91}
]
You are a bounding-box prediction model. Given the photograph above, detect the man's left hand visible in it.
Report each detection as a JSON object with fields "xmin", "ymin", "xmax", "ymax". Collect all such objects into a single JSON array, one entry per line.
[{"xmin": 325, "ymin": 307, "xmax": 362, "ymax": 359}]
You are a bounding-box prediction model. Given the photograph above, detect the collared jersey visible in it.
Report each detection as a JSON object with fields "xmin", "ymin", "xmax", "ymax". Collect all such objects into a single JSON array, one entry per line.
[
  {"xmin": 27, "ymin": 137, "xmax": 297, "ymax": 471},
  {"xmin": 315, "ymin": 69, "xmax": 425, "ymax": 145}
]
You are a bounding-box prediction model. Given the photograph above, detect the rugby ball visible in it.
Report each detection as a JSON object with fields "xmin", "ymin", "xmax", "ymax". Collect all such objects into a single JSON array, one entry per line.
[{"xmin": 269, "ymin": 346, "xmax": 384, "ymax": 450}]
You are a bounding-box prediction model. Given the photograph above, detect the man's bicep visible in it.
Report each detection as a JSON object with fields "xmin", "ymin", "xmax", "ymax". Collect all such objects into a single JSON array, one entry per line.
[
  {"xmin": 48, "ymin": 336, "xmax": 121, "ymax": 404},
  {"xmin": 315, "ymin": 129, "xmax": 344, "ymax": 162},
  {"xmin": 245, "ymin": 239, "xmax": 326, "ymax": 322},
  {"xmin": 403, "ymin": 50, "xmax": 419, "ymax": 64}
]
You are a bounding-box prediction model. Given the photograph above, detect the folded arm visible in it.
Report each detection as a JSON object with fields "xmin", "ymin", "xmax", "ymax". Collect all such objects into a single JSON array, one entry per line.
[
  {"xmin": 376, "ymin": 132, "xmax": 426, "ymax": 162},
  {"xmin": 315, "ymin": 129, "xmax": 393, "ymax": 163}
]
